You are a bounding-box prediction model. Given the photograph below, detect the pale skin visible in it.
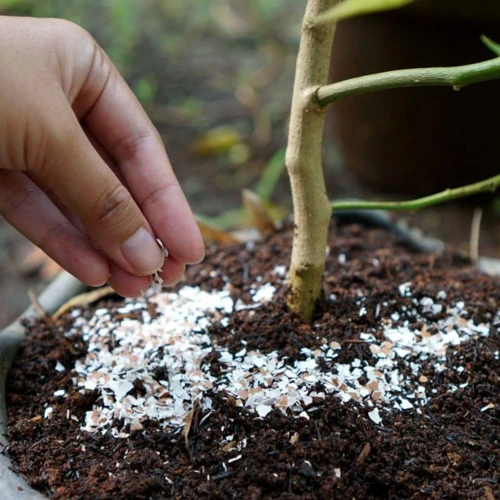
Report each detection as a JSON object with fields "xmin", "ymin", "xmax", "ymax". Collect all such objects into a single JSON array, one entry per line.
[{"xmin": 0, "ymin": 16, "xmax": 205, "ymax": 297}]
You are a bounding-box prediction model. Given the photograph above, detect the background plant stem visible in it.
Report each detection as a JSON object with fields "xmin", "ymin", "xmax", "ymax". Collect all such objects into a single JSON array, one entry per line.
[
  {"xmin": 331, "ymin": 174, "xmax": 500, "ymax": 212},
  {"xmin": 316, "ymin": 57, "xmax": 500, "ymax": 106},
  {"xmin": 286, "ymin": 0, "xmax": 337, "ymax": 323}
]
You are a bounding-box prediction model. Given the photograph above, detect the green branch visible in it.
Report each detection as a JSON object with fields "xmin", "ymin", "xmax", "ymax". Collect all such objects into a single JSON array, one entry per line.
[
  {"xmin": 316, "ymin": 57, "xmax": 500, "ymax": 107},
  {"xmin": 331, "ymin": 174, "xmax": 500, "ymax": 212}
]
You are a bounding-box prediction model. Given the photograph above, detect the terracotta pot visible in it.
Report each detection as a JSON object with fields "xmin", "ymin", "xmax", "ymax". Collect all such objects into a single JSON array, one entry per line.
[{"xmin": 330, "ymin": 7, "xmax": 500, "ymax": 195}]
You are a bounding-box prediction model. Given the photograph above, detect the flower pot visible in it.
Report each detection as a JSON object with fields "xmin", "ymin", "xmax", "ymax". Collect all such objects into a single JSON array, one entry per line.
[
  {"xmin": 1, "ymin": 216, "xmax": 499, "ymax": 498},
  {"xmin": 330, "ymin": 8, "xmax": 500, "ymax": 195}
]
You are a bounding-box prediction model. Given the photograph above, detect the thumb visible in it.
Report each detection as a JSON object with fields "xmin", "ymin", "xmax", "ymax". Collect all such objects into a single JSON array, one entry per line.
[{"xmin": 36, "ymin": 105, "xmax": 164, "ymax": 277}]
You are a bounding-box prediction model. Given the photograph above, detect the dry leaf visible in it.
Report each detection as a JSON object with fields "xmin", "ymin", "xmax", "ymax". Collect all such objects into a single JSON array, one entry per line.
[
  {"xmin": 242, "ymin": 189, "xmax": 276, "ymax": 236},
  {"xmin": 221, "ymin": 440, "xmax": 236, "ymax": 452},
  {"xmin": 52, "ymin": 286, "xmax": 115, "ymax": 320},
  {"xmin": 485, "ymin": 486, "xmax": 495, "ymax": 500},
  {"xmin": 182, "ymin": 401, "xmax": 198, "ymax": 451},
  {"xmin": 446, "ymin": 451, "xmax": 462, "ymax": 467},
  {"xmin": 197, "ymin": 218, "xmax": 240, "ymax": 244}
]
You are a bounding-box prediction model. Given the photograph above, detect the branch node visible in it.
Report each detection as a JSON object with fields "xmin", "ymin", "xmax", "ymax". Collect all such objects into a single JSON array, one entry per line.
[{"xmin": 311, "ymin": 86, "xmax": 330, "ymax": 110}]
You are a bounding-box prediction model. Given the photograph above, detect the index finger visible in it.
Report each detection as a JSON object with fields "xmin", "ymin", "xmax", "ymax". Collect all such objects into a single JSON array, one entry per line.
[{"xmin": 80, "ymin": 52, "xmax": 204, "ymax": 265}]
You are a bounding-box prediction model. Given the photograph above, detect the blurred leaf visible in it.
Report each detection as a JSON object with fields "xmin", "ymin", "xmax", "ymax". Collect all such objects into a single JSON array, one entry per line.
[
  {"xmin": 309, "ymin": 0, "xmax": 414, "ymax": 24},
  {"xmin": 0, "ymin": 0, "xmax": 29, "ymax": 9},
  {"xmin": 106, "ymin": 0, "xmax": 140, "ymax": 74},
  {"xmin": 480, "ymin": 35, "xmax": 500, "ymax": 57},
  {"xmin": 134, "ymin": 77, "xmax": 158, "ymax": 104},
  {"xmin": 191, "ymin": 126, "xmax": 243, "ymax": 157},
  {"xmin": 242, "ymin": 189, "xmax": 277, "ymax": 236},
  {"xmin": 228, "ymin": 143, "xmax": 251, "ymax": 164},
  {"xmin": 490, "ymin": 195, "xmax": 500, "ymax": 216},
  {"xmin": 196, "ymin": 218, "xmax": 240, "ymax": 244},
  {"xmin": 201, "ymin": 202, "xmax": 289, "ymax": 231},
  {"xmin": 198, "ymin": 208, "xmax": 248, "ymax": 231},
  {"xmin": 256, "ymin": 148, "xmax": 286, "ymax": 202}
]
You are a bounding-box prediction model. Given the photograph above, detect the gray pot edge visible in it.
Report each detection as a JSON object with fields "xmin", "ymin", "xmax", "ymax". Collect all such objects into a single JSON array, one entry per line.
[{"xmin": 0, "ymin": 272, "xmax": 86, "ymax": 499}]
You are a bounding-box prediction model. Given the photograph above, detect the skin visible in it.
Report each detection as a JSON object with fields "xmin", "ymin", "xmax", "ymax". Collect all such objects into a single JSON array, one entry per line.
[{"xmin": 0, "ymin": 16, "xmax": 205, "ymax": 297}]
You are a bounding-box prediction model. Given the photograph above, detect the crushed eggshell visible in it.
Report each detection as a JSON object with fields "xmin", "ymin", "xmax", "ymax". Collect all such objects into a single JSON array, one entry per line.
[{"xmin": 62, "ymin": 278, "xmax": 496, "ymax": 437}]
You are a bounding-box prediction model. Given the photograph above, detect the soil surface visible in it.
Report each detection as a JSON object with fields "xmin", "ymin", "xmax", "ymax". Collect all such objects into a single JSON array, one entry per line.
[{"xmin": 5, "ymin": 223, "xmax": 500, "ymax": 499}]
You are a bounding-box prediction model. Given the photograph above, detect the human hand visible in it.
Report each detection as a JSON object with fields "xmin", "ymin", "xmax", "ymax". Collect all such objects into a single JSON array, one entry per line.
[{"xmin": 0, "ymin": 16, "xmax": 204, "ymax": 297}]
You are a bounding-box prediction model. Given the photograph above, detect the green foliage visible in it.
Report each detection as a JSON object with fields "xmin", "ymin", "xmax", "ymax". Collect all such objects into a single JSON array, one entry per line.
[
  {"xmin": 255, "ymin": 148, "xmax": 286, "ymax": 202},
  {"xmin": 105, "ymin": 0, "xmax": 140, "ymax": 75},
  {"xmin": 0, "ymin": 0, "xmax": 29, "ymax": 11},
  {"xmin": 134, "ymin": 76, "xmax": 158, "ymax": 105},
  {"xmin": 308, "ymin": 0, "xmax": 414, "ymax": 24},
  {"xmin": 480, "ymin": 35, "xmax": 500, "ymax": 57},
  {"xmin": 0, "ymin": 0, "xmax": 140, "ymax": 75},
  {"xmin": 198, "ymin": 149, "xmax": 288, "ymax": 230}
]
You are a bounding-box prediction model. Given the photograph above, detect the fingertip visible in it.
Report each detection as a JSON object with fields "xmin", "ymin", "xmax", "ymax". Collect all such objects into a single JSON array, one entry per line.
[
  {"xmin": 159, "ymin": 257, "xmax": 186, "ymax": 286},
  {"xmin": 167, "ymin": 224, "xmax": 205, "ymax": 265},
  {"xmin": 107, "ymin": 262, "xmax": 151, "ymax": 298},
  {"xmin": 86, "ymin": 273, "xmax": 109, "ymax": 288},
  {"xmin": 55, "ymin": 240, "xmax": 110, "ymax": 288},
  {"xmin": 183, "ymin": 236, "xmax": 205, "ymax": 265},
  {"xmin": 78, "ymin": 252, "xmax": 110, "ymax": 288}
]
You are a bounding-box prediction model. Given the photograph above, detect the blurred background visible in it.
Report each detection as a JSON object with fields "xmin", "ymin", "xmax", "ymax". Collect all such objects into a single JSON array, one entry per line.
[{"xmin": 1, "ymin": 0, "xmax": 500, "ymax": 326}]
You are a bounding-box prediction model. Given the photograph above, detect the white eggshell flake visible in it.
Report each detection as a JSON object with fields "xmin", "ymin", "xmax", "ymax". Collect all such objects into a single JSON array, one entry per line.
[{"xmin": 61, "ymin": 279, "xmax": 496, "ymax": 436}]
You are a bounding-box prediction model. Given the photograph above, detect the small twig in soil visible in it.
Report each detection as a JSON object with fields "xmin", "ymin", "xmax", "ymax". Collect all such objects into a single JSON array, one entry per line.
[
  {"xmin": 469, "ymin": 207, "xmax": 483, "ymax": 263},
  {"xmin": 472, "ymin": 478, "xmax": 498, "ymax": 485},
  {"xmin": 356, "ymin": 442, "xmax": 371, "ymax": 466},
  {"xmin": 198, "ymin": 410, "xmax": 214, "ymax": 429},
  {"xmin": 28, "ymin": 289, "xmax": 48, "ymax": 320},
  {"xmin": 242, "ymin": 263, "xmax": 249, "ymax": 282},
  {"xmin": 372, "ymin": 424, "xmax": 391, "ymax": 433},
  {"xmin": 314, "ymin": 420, "xmax": 322, "ymax": 441},
  {"xmin": 211, "ymin": 471, "xmax": 235, "ymax": 482}
]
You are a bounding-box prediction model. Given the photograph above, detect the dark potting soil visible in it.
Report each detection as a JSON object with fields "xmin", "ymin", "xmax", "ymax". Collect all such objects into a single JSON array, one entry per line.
[{"xmin": 5, "ymin": 223, "xmax": 500, "ymax": 499}]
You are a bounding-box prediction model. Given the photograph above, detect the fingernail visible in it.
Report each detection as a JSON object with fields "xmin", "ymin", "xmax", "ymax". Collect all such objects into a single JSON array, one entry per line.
[
  {"xmin": 121, "ymin": 227, "xmax": 164, "ymax": 275},
  {"xmin": 195, "ymin": 252, "xmax": 205, "ymax": 265}
]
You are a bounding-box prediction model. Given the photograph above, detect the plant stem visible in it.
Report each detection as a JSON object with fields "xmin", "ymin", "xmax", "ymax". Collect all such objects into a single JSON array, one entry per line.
[
  {"xmin": 316, "ymin": 57, "xmax": 500, "ymax": 106},
  {"xmin": 286, "ymin": 0, "xmax": 337, "ymax": 323},
  {"xmin": 331, "ymin": 174, "xmax": 500, "ymax": 212}
]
